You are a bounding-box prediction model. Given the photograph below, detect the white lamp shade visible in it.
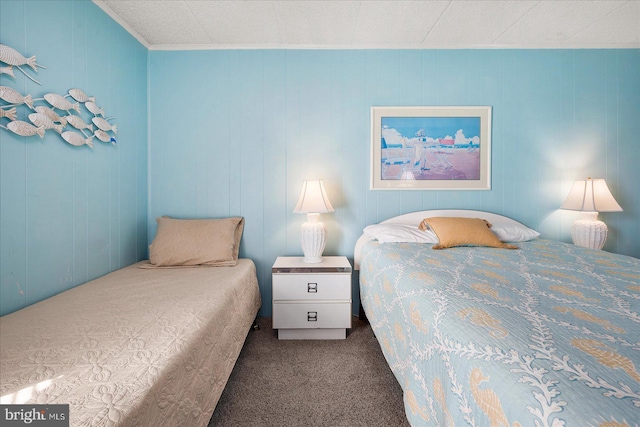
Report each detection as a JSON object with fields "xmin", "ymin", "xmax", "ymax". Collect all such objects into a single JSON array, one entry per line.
[
  {"xmin": 293, "ymin": 180, "xmax": 334, "ymax": 214},
  {"xmin": 561, "ymin": 178, "xmax": 622, "ymax": 212}
]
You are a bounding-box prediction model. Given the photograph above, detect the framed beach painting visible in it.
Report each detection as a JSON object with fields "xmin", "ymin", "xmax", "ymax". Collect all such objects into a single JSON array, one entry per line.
[{"xmin": 370, "ymin": 106, "xmax": 492, "ymax": 190}]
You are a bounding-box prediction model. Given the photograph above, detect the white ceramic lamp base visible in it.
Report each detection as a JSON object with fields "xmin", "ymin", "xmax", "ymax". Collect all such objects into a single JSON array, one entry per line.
[
  {"xmin": 571, "ymin": 211, "xmax": 608, "ymax": 250},
  {"xmin": 300, "ymin": 213, "xmax": 327, "ymax": 263}
]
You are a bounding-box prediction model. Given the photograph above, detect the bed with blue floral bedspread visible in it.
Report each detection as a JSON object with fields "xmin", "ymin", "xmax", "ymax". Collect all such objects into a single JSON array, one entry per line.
[{"xmin": 357, "ymin": 211, "xmax": 639, "ymax": 427}]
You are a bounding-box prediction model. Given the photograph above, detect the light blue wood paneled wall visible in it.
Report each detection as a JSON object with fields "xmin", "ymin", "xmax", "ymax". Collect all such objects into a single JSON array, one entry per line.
[
  {"xmin": 0, "ymin": 0, "xmax": 148, "ymax": 316},
  {"xmin": 149, "ymin": 49, "xmax": 640, "ymax": 316}
]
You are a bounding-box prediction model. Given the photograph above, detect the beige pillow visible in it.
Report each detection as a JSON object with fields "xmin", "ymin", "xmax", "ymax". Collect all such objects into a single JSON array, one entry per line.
[
  {"xmin": 149, "ymin": 216, "xmax": 245, "ymax": 266},
  {"xmin": 418, "ymin": 217, "xmax": 517, "ymax": 250}
]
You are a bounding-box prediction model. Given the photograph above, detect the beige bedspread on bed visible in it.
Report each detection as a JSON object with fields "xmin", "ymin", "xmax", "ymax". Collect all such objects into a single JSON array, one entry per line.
[{"xmin": 0, "ymin": 259, "xmax": 261, "ymax": 426}]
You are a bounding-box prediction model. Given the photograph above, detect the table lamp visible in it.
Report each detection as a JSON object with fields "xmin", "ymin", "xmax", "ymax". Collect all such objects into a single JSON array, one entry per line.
[
  {"xmin": 293, "ymin": 180, "xmax": 334, "ymax": 263},
  {"xmin": 560, "ymin": 178, "xmax": 622, "ymax": 249}
]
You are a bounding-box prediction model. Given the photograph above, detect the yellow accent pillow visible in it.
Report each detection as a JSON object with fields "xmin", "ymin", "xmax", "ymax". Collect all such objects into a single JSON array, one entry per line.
[
  {"xmin": 149, "ymin": 216, "xmax": 244, "ymax": 266},
  {"xmin": 418, "ymin": 217, "xmax": 518, "ymax": 250}
]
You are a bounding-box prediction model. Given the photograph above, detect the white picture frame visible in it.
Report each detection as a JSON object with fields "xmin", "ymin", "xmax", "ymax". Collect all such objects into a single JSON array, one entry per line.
[{"xmin": 370, "ymin": 106, "xmax": 492, "ymax": 190}]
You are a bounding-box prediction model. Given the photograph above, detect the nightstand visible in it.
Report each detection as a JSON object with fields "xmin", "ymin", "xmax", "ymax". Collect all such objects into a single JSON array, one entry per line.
[{"xmin": 272, "ymin": 256, "xmax": 352, "ymax": 340}]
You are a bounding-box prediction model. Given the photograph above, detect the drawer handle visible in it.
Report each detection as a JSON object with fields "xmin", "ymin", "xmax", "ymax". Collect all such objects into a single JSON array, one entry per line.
[
  {"xmin": 307, "ymin": 283, "xmax": 318, "ymax": 293},
  {"xmin": 307, "ymin": 311, "xmax": 317, "ymax": 322}
]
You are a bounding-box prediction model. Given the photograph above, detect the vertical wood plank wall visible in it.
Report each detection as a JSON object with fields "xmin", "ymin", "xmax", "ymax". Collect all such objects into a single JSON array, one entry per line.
[
  {"xmin": 148, "ymin": 49, "xmax": 640, "ymax": 316},
  {"xmin": 2, "ymin": 3, "xmax": 637, "ymax": 319},
  {"xmin": 0, "ymin": 0, "xmax": 148, "ymax": 316}
]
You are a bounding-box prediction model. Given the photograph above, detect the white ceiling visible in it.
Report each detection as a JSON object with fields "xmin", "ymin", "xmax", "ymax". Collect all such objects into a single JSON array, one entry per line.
[{"xmin": 94, "ymin": 0, "xmax": 640, "ymax": 50}]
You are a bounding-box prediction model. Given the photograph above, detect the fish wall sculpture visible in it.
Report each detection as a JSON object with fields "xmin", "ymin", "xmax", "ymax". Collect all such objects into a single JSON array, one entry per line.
[
  {"xmin": 0, "ymin": 65, "xmax": 15, "ymax": 78},
  {"xmin": 44, "ymin": 93, "xmax": 80, "ymax": 114},
  {"xmin": 66, "ymin": 114, "xmax": 94, "ymax": 134},
  {"xmin": 85, "ymin": 101, "xmax": 104, "ymax": 117},
  {"xmin": 35, "ymin": 105, "xmax": 67, "ymax": 127},
  {"xmin": 68, "ymin": 88, "xmax": 95, "ymax": 103},
  {"xmin": 92, "ymin": 117, "xmax": 116, "ymax": 134},
  {"xmin": 28, "ymin": 113, "xmax": 64, "ymax": 134},
  {"xmin": 62, "ymin": 131, "xmax": 93, "ymax": 148},
  {"xmin": 0, "ymin": 44, "xmax": 45, "ymax": 85},
  {"xmin": 0, "ymin": 86, "xmax": 34, "ymax": 109},
  {"xmin": 94, "ymin": 129, "xmax": 116, "ymax": 144},
  {"xmin": 0, "ymin": 106, "xmax": 17, "ymax": 121},
  {"xmin": 1, "ymin": 120, "xmax": 45, "ymax": 138},
  {"xmin": 0, "ymin": 42, "xmax": 118, "ymax": 148}
]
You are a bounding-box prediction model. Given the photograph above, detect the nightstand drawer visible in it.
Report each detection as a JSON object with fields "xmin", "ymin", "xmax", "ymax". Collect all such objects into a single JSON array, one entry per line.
[
  {"xmin": 273, "ymin": 302, "xmax": 351, "ymax": 329},
  {"xmin": 272, "ymin": 274, "xmax": 350, "ymax": 300}
]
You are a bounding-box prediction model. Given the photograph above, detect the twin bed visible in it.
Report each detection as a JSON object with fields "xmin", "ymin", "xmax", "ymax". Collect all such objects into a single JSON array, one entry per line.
[
  {"xmin": 1, "ymin": 217, "xmax": 261, "ymax": 426},
  {"xmin": 356, "ymin": 210, "xmax": 640, "ymax": 427}
]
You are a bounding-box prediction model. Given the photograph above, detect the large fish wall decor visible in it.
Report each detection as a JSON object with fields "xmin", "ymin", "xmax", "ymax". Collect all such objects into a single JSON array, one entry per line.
[
  {"xmin": 0, "ymin": 42, "xmax": 118, "ymax": 147},
  {"xmin": 0, "ymin": 44, "xmax": 45, "ymax": 85}
]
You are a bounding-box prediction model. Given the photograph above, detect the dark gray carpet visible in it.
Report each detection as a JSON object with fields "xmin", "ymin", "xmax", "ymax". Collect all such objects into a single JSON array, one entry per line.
[{"xmin": 208, "ymin": 316, "xmax": 410, "ymax": 427}]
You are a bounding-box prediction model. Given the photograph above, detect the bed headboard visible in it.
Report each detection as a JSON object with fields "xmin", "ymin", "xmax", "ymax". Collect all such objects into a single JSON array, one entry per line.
[{"xmin": 353, "ymin": 209, "xmax": 536, "ymax": 270}]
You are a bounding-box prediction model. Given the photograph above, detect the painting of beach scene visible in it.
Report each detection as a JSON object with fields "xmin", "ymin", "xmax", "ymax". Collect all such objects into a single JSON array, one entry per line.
[{"xmin": 371, "ymin": 106, "xmax": 491, "ymax": 190}]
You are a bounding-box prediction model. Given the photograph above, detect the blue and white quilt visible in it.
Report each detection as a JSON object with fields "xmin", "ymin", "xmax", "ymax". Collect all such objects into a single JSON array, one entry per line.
[{"xmin": 359, "ymin": 239, "xmax": 640, "ymax": 427}]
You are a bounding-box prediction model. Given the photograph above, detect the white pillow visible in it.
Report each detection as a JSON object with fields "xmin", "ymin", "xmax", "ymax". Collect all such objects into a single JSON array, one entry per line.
[
  {"xmin": 483, "ymin": 220, "xmax": 540, "ymax": 242},
  {"xmin": 364, "ymin": 224, "xmax": 438, "ymax": 244},
  {"xmin": 363, "ymin": 214, "xmax": 540, "ymax": 244}
]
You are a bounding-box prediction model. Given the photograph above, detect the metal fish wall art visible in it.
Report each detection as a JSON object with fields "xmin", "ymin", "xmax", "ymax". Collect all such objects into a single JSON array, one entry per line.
[
  {"xmin": 85, "ymin": 101, "xmax": 104, "ymax": 117},
  {"xmin": 0, "ymin": 86, "xmax": 33, "ymax": 109},
  {"xmin": 28, "ymin": 113, "xmax": 64, "ymax": 134},
  {"xmin": 0, "ymin": 42, "xmax": 117, "ymax": 147},
  {"xmin": 1, "ymin": 65, "xmax": 15, "ymax": 78},
  {"xmin": 68, "ymin": 88, "xmax": 95, "ymax": 103},
  {"xmin": 44, "ymin": 93, "xmax": 80, "ymax": 113},
  {"xmin": 94, "ymin": 129, "xmax": 116, "ymax": 144},
  {"xmin": 1, "ymin": 120, "xmax": 45, "ymax": 138},
  {"xmin": 91, "ymin": 117, "xmax": 116, "ymax": 134},
  {"xmin": 62, "ymin": 131, "xmax": 93, "ymax": 149},
  {"xmin": 0, "ymin": 44, "xmax": 45, "ymax": 71},
  {"xmin": 34, "ymin": 105, "xmax": 67, "ymax": 127},
  {"xmin": 0, "ymin": 44, "xmax": 45, "ymax": 85},
  {"xmin": 94, "ymin": 129, "xmax": 110, "ymax": 142},
  {"xmin": 66, "ymin": 114, "xmax": 94, "ymax": 134},
  {"xmin": 0, "ymin": 106, "xmax": 17, "ymax": 121}
]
